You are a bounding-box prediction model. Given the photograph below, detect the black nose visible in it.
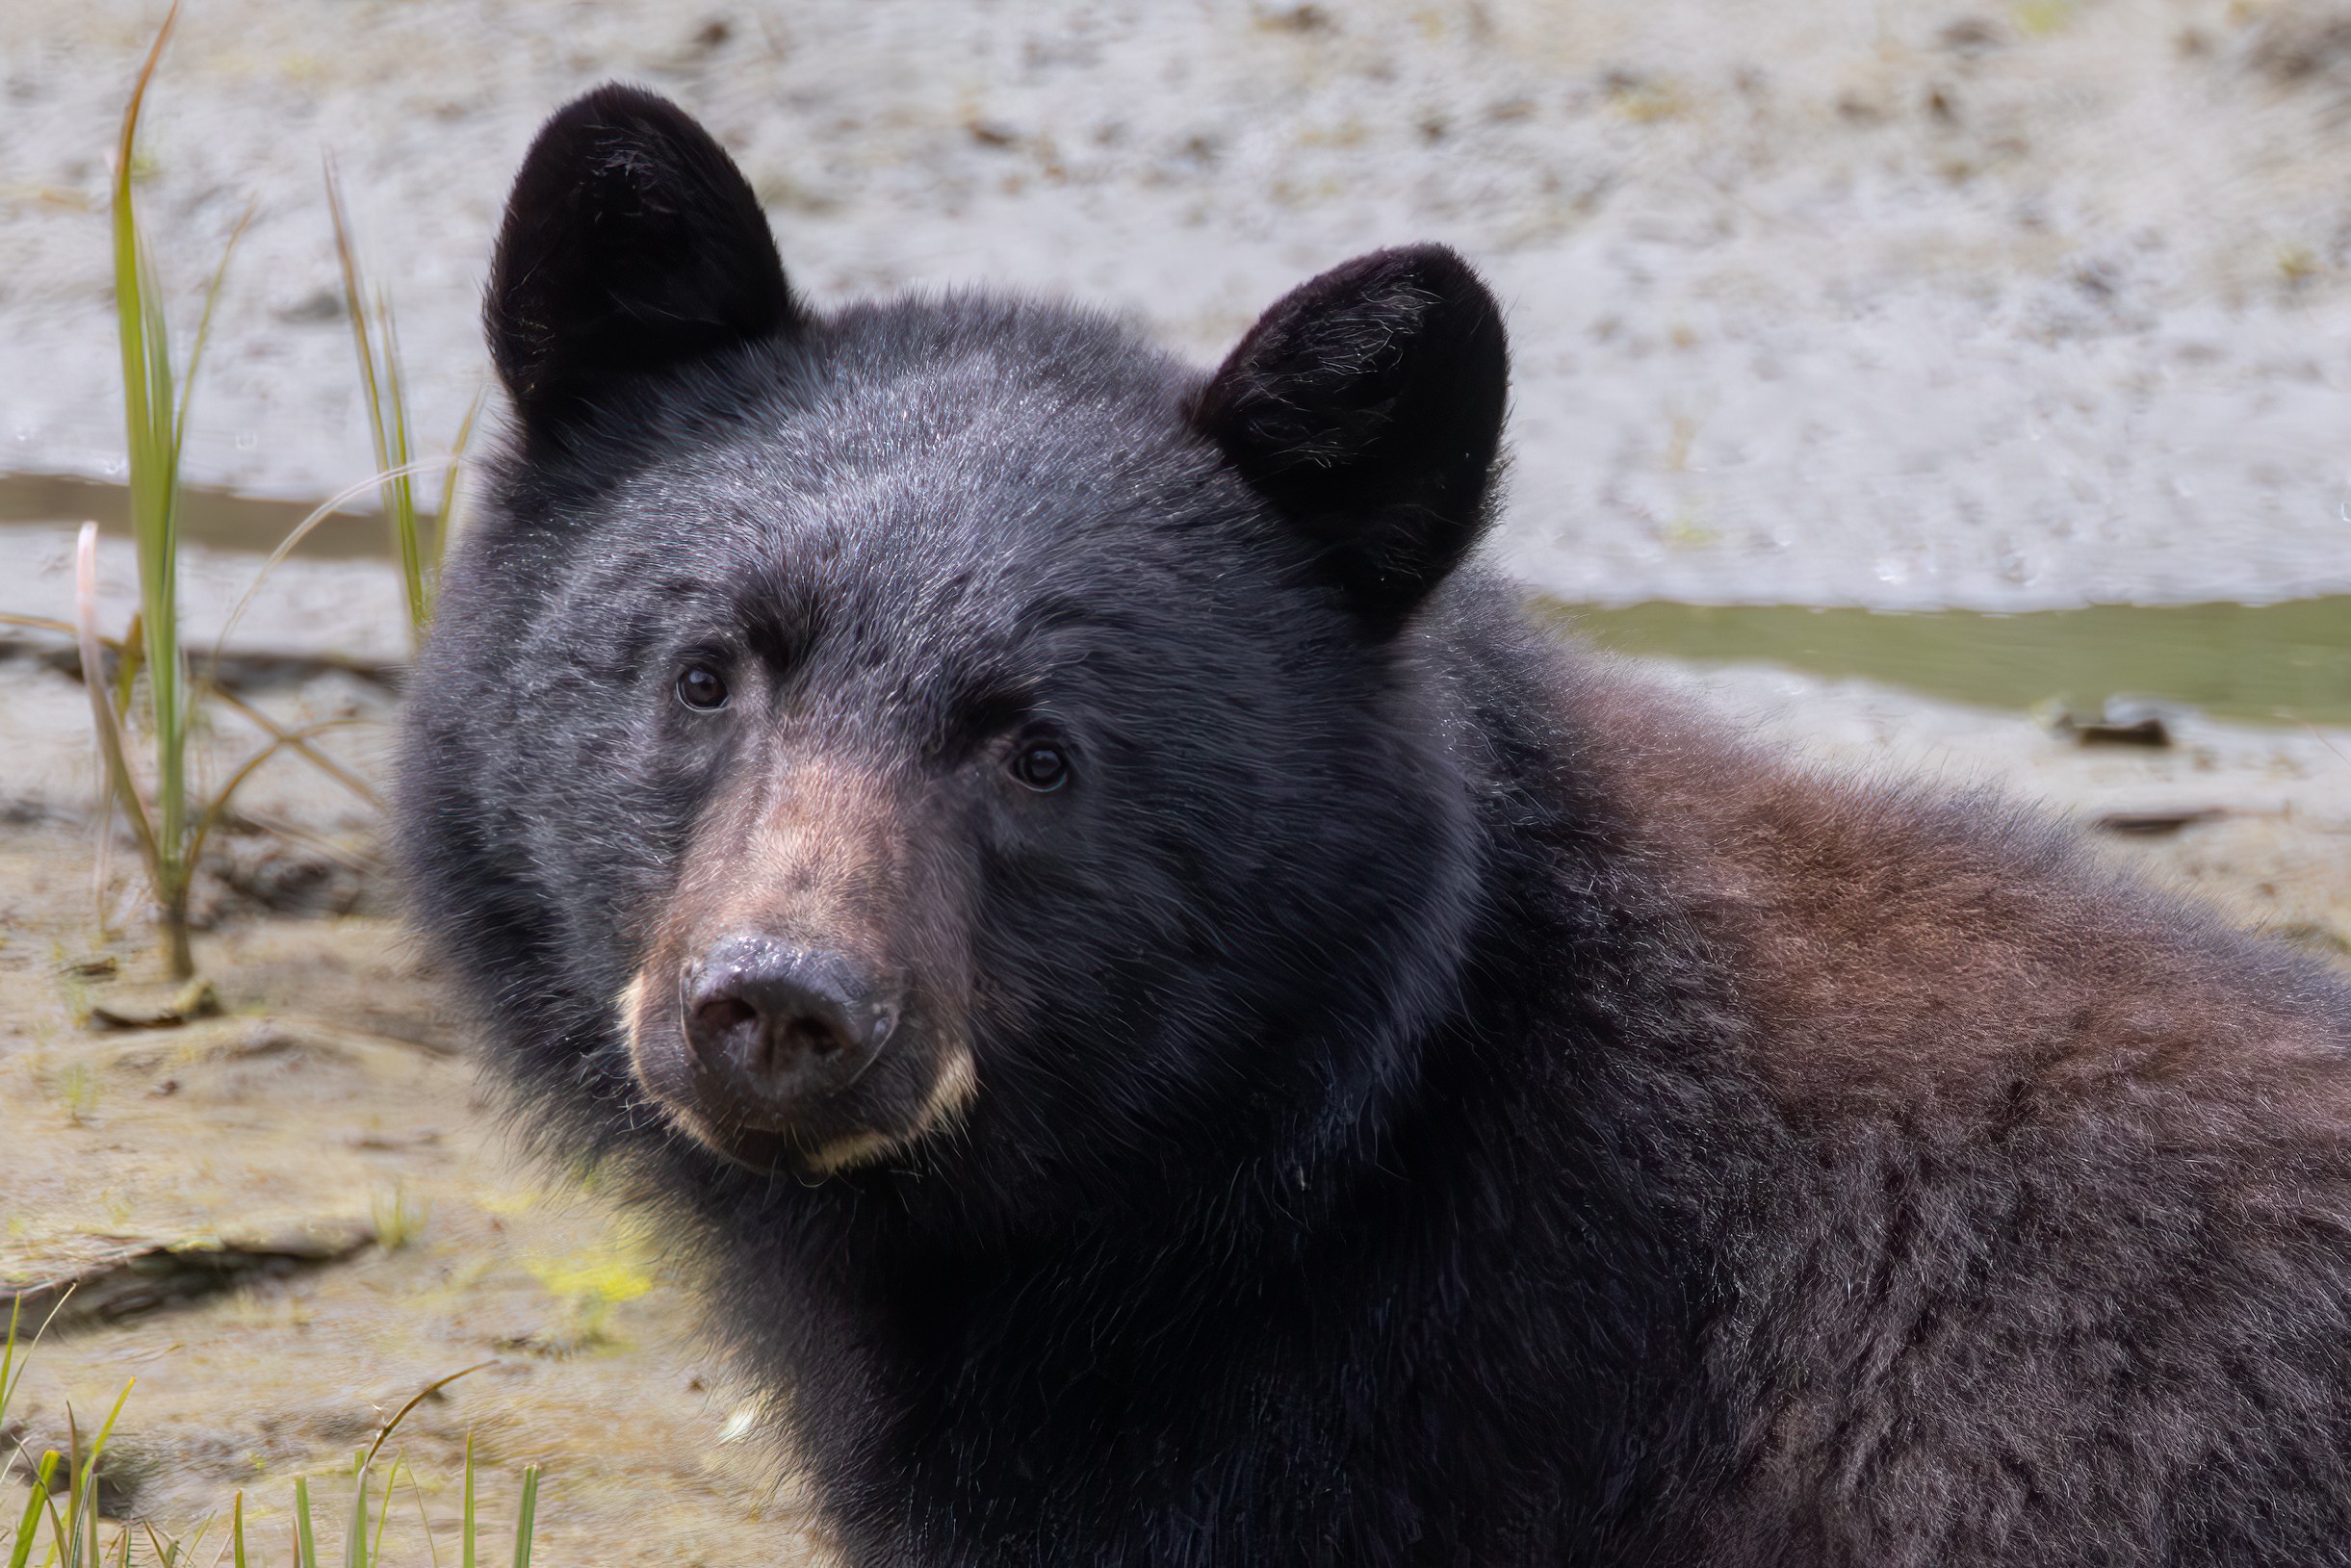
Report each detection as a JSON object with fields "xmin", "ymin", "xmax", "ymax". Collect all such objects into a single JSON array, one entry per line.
[{"xmin": 683, "ymin": 936, "xmax": 898, "ymax": 1118}]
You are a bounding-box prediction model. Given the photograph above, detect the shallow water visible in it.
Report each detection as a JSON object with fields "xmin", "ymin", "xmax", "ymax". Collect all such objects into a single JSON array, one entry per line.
[
  {"xmin": 1545, "ymin": 597, "xmax": 2351, "ymax": 730},
  {"xmin": 0, "ymin": 472, "xmax": 428, "ymax": 562}
]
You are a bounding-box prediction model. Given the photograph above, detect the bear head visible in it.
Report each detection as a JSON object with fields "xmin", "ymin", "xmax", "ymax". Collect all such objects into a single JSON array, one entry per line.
[{"xmin": 406, "ymin": 85, "xmax": 1514, "ymax": 1221}]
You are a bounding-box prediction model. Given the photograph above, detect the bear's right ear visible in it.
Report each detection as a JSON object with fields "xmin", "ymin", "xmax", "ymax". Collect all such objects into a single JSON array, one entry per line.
[
  {"xmin": 1193, "ymin": 245, "xmax": 1509, "ymax": 630},
  {"xmin": 486, "ymin": 85, "xmax": 798, "ymax": 429}
]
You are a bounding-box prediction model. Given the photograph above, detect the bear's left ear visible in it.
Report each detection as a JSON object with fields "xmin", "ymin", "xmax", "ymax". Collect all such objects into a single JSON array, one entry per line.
[
  {"xmin": 487, "ymin": 84, "xmax": 800, "ymax": 431},
  {"xmin": 1193, "ymin": 245, "xmax": 1509, "ymax": 629}
]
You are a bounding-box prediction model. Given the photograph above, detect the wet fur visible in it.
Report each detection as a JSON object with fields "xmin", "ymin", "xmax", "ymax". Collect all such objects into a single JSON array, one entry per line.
[{"xmin": 400, "ymin": 86, "xmax": 2351, "ymax": 1568}]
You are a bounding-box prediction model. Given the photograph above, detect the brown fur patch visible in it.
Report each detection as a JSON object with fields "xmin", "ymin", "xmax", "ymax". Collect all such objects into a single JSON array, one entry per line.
[
  {"xmin": 622, "ymin": 750, "xmax": 979, "ymax": 1172},
  {"xmin": 1561, "ymin": 664, "xmax": 2346, "ymax": 1132}
]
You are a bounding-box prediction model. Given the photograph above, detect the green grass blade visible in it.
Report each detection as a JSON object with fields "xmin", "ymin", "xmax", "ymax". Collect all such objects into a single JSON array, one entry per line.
[
  {"xmin": 171, "ymin": 201, "xmax": 255, "ymax": 465},
  {"xmin": 0, "ymin": 1288, "xmax": 72, "ymax": 1448},
  {"xmin": 9, "ymin": 1452, "xmax": 61, "ymax": 1568},
  {"xmin": 1, "ymin": 1298, "xmax": 19, "ymax": 1428},
  {"xmin": 376, "ymin": 295, "xmax": 424, "ymax": 631},
  {"xmin": 2, "ymin": 1292, "xmax": 80, "ymax": 1568},
  {"xmin": 324, "ymin": 159, "xmax": 428, "ymax": 641},
  {"xmin": 459, "ymin": 1435, "xmax": 474, "ymax": 1568},
  {"xmin": 61, "ymin": 1406, "xmax": 81, "ymax": 1568},
  {"xmin": 437, "ymin": 389, "xmax": 484, "ymax": 573},
  {"xmin": 369, "ymin": 1459, "xmax": 400, "ymax": 1566},
  {"xmin": 110, "ymin": 611, "xmax": 142, "ymax": 718},
  {"xmin": 40, "ymin": 1487, "xmax": 68, "ymax": 1568},
  {"xmin": 229, "ymin": 1494, "xmax": 245, "ymax": 1568},
  {"xmin": 85, "ymin": 1385, "xmax": 131, "ymax": 1467},
  {"xmin": 111, "ymin": 0, "xmax": 193, "ymax": 979},
  {"xmin": 344, "ymin": 1452, "xmax": 369, "ymax": 1568},
  {"xmin": 293, "ymin": 1477, "xmax": 316, "ymax": 1568},
  {"xmin": 506, "ymin": 1467, "xmax": 537, "ymax": 1568},
  {"xmin": 85, "ymin": 1455, "xmax": 110, "ymax": 1568},
  {"xmin": 68, "ymin": 1381, "xmax": 134, "ymax": 1563},
  {"xmin": 40, "ymin": 1491, "xmax": 69, "ymax": 1568},
  {"xmin": 406, "ymin": 1466, "xmax": 441, "ymax": 1568}
]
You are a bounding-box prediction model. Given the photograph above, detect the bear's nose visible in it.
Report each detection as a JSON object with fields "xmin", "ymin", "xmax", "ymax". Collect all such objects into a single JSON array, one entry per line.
[{"xmin": 683, "ymin": 936, "xmax": 898, "ymax": 1119}]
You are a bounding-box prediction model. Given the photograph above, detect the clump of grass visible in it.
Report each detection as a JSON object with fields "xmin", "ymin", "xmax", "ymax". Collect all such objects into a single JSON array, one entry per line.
[
  {"xmin": 96, "ymin": 0, "xmax": 231, "ymax": 982},
  {"xmin": 210, "ymin": 1371, "xmax": 540, "ymax": 1568},
  {"xmin": 323, "ymin": 163, "xmax": 424, "ymax": 644},
  {"xmin": 6, "ymin": 1309, "xmax": 542, "ymax": 1566},
  {"xmin": 370, "ymin": 1185, "xmax": 430, "ymax": 1253},
  {"xmin": 33, "ymin": 0, "xmax": 503, "ymax": 990},
  {"xmin": 74, "ymin": 2, "xmax": 403, "ymax": 982},
  {"xmin": 325, "ymin": 164, "xmax": 479, "ymax": 649},
  {"xmin": 43, "ymin": 1057, "xmax": 103, "ymax": 1124},
  {"xmin": 54, "ymin": 1, "xmax": 489, "ymax": 984},
  {"xmin": 522, "ymin": 1248, "xmax": 656, "ymax": 1353},
  {"xmin": 78, "ymin": 514, "xmax": 381, "ymax": 980},
  {"xmin": 3, "ymin": 1297, "xmax": 137, "ymax": 1568}
]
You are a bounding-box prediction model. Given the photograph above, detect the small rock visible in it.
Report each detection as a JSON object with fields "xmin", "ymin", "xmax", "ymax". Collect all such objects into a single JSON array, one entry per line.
[
  {"xmin": 2094, "ymin": 808, "xmax": 2227, "ymax": 835},
  {"xmin": 1937, "ymin": 15, "xmax": 2007, "ymax": 55},
  {"xmin": 1, "ymin": 1220, "xmax": 375, "ymax": 1329},
  {"xmin": 275, "ymin": 287, "xmax": 345, "ymax": 324},
  {"xmin": 87, "ymin": 977, "xmax": 221, "ymax": 1031},
  {"xmin": 2074, "ymin": 716, "xmax": 2171, "ymax": 747},
  {"xmin": 2043, "ymin": 699, "xmax": 2176, "ymax": 749}
]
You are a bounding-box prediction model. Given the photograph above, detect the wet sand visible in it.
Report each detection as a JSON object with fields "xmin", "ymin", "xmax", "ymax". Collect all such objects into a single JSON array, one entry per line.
[{"xmin": 9, "ymin": 0, "xmax": 2351, "ymax": 609}]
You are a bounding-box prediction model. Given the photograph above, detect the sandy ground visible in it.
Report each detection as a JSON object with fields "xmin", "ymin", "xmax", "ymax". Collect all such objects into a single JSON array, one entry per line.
[
  {"xmin": 0, "ymin": 841, "xmax": 831, "ymax": 1565},
  {"xmin": 8, "ymin": 0, "xmax": 2351, "ymax": 610}
]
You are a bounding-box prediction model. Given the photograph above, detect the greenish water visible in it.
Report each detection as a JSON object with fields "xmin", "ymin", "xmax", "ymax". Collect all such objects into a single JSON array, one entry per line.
[
  {"xmin": 1537, "ymin": 598, "xmax": 2351, "ymax": 730},
  {"xmin": 0, "ymin": 473, "xmax": 431, "ymax": 561}
]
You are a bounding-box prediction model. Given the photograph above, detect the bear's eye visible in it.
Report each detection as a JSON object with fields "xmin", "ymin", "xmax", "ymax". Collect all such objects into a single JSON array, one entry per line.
[
  {"xmin": 676, "ymin": 663, "xmax": 730, "ymax": 711},
  {"xmin": 1009, "ymin": 740, "xmax": 1070, "ymax": 793}
]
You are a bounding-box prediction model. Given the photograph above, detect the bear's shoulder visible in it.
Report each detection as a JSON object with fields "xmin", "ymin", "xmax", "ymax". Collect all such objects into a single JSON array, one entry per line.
[{"xmin": 1548, "ymin": 655, "xmax": 2351, "ymax": 1141}]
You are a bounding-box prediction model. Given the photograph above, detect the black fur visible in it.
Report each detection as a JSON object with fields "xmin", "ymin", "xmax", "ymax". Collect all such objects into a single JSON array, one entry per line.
[
  {"xmin": 400, "ymin": 87, "xmax": 2351, "ymax": 1566},
  {"xmin": 485, "ymin": 84, "xmax": 797, "ymax": 431},
  {"xmin": 1193, "ymin": 244, "xmax": 1509, "ymax": 627}
]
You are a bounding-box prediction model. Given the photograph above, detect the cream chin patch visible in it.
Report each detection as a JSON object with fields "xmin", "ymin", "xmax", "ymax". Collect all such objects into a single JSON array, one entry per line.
[
  {"xmin": 800, "ymin": 1127, "xmax": 900, "ymax": 1176},
  {"xmin": 802, "ymin": 1048, "xmax": 979, "ymax": 1176},
  {"xmin": 619, "ymin": 968, "xmax": 691, "ymax": 1111},
  {"xmin": 919, "ymin": 1047, "xmax": 979, "ymax": 1130},
  {"xmin": 616, "ymin": 972, "xmax": 650, "ymax": 1059}
]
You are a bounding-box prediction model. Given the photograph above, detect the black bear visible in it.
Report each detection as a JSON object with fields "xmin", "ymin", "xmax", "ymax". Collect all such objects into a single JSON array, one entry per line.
[{"xmin": 398, "ymin": 85, "xmax": 2351, "ymax": 1566}]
